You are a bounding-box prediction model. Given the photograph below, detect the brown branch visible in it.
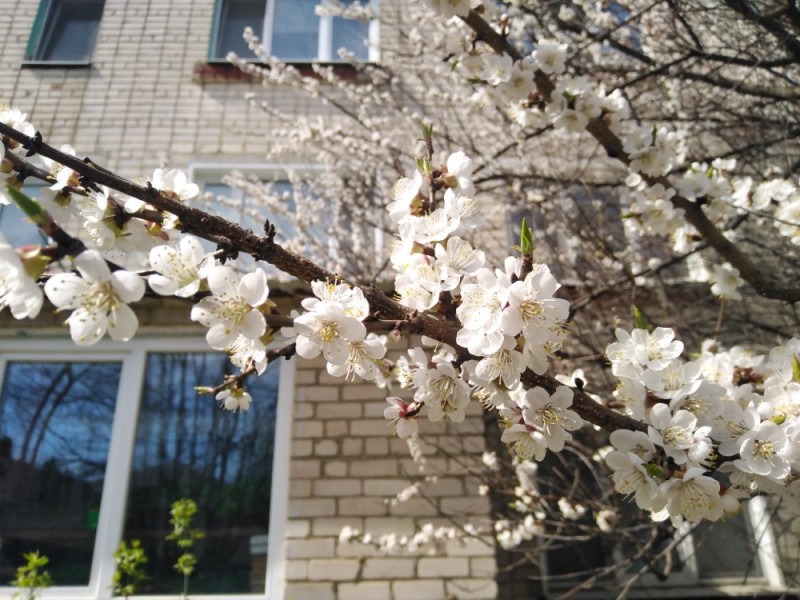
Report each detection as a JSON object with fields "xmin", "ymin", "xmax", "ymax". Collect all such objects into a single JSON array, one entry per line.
[{"xmin": 0, "ymin": 121, "xmax": 647, "ymax": 435}]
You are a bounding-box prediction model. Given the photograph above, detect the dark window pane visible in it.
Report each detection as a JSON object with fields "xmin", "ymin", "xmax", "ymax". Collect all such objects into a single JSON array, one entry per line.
[
  {"xmin": 35, "ymin": 0, "xmax": 105, "ymax": 62},
  {"xmin": 122, "ymin": 353, "xmax": 280, "ymax": 595},
  {"xmin": 271, "ymin": 0, "xmax": 319, "ymax": 60},
  {"xmin": 213, "ymin": 0, "xmax": 265, "ymax": 60},
  {"xmin": 332, "ymin": 17, "xmax": 369, "ymax": 60},
  {"xmin": 694, "ymin": 509, "xmax": 764, "ymax": 580},
  {"xmin": 0, "ymin": 361, "xmax": 120, "ymax": 586}
]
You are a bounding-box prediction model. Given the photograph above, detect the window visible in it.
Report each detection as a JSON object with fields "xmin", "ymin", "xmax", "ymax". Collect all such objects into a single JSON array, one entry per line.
[
  {"xmin": 25, "ymin": 0, "xmax": 106, "ymax": 64},
  {"xmin": 0, "ymin": 182, "xmax": 48, "ymax": 247},
  {"xmin": 209, "ymin": 0, "xmax": 377, "ymax": 62},
  {"xmin": 191, "ymin": 165, "xmax": 338, "ymax": 276},
  {"xmin": 0, "ymin": 338, "xmax": 293, "ymax": 598},
  {"xmin": 542, "ymin": 498, "xmax": 787, "ymax": 597},
  {"xmin": 534, "ymin": 449, "xmax": 787, "ymax": 598}
]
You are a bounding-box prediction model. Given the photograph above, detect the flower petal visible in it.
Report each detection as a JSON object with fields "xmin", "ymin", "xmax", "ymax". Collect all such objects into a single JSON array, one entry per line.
[
  {"xmin": 239, "ymin": 309, "xmax": 266, "ymax": 340},
  {"xmin": 239, "ymin": 269, "xmax": 269, "ymax": 306},
  {"xmin": 111, "ymin": 271, "xmax": 145, "ymax": 303},
  {"xmin": 108, "ymin": 304, "xmax": 139, "ymax": 341},
  {"xmin": 75, "ymin": 250, "xmax": 111, "ymax": 282},
  {"xmin": 67, "ymin": 307, "xmax": 107, "ymax": 346},
  {"xmin": 44, "ymin": 274, "xmax": 89, "ymax": 309},
  {"xmin": 206, "ymin": 266, "xmax": 238, "ymax": 298},
  {"xmin": 207, "ymin": 322, "xmax": 236, "ymax": 350}
]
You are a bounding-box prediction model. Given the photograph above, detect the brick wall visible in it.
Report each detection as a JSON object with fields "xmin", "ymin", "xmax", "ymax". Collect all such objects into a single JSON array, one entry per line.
[
  {"xmin": 2, "ymin": 0, "xmax": 334, "ymax": 174},
  {"xmin": 285, "ymin": 349, "xmax": 498, "ymax": 600}
]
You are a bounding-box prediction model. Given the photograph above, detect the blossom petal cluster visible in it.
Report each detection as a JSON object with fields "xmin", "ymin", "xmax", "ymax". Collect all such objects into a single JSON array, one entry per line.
[
  {"xmin": 44, "ymin": 251, "xmax": 145, "ymax": 345},
  {"xmin": 289, "ymin": 280, "xmax": 386, "ymax": 381},
  {"xmin": 381, "ymin": 153, "xmax": 573, "ymax": 443},
  {"xmin": 605, "ymin": 326, "xmax": 800, "ymax": 523}
]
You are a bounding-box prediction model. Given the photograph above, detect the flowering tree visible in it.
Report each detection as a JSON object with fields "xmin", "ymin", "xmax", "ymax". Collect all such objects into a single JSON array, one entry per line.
[{"xmin": 2, "ymin": 0, "xmax": 800, "ymax": 594}]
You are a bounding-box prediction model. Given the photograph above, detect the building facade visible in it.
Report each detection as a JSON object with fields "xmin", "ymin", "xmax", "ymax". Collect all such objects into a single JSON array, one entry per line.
[{"xmin": 0, "ymin": 1, "xmax": 497, "ymax": 599}]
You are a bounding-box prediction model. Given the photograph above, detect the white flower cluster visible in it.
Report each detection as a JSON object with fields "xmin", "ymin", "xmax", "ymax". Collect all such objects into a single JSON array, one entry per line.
[
  {"xmin": 455, "ymin": 39, "xmax": 633, "ymax": 139},
  {"xmin": 429, "ymin": 26, "xmax": 800, "ymax": 303},
  {"xmin": 286, "ymin": 280, "xmax": 387, "ymax": 381},
  {"xmin": 5, "ymin": 97, "xmax": 800, "ymax": 528},
  {"xmin": 381, "ymin": 151, "xmax": 574, "ymax": 447},
  {"xmin": 605, "ymin": 327, "xmax": 800, "ymax": 523},
  {"xmin": 338, "ymin": 521, "xmax": 474, "ymax": 555}
]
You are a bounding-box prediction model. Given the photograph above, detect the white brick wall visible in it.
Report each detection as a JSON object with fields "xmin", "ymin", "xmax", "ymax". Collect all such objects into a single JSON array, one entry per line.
[{"xmin": 289, "ymin": 346, "xmax": 496, "ymax": 599}]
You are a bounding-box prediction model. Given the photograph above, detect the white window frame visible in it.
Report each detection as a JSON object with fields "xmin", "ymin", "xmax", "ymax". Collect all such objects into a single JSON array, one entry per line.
[{"xmin": 0, "ymin": 336, "xmax": 294, "ymax": 600}]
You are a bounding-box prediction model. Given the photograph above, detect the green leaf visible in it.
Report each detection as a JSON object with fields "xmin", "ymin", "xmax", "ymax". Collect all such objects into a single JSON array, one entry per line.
[
  {"xmin": 643, "ymin": 463, "xmax": 665, "ymax": 479},
  {"xmin": 414, "ymin": 156, "xmax": 432, "ymax": 176},
  {"xmin": 5, "ymin": 186, "xmax": 48, "ymax": 227},
  {"xmin": 12, "ymin": 550, "xmax": 52, "ymax": 599},
  {"xmin": 633, "ymin": 306, "xmax": 648, "ymax": 330},
  {"xmin": 792, "ymin": 355, "xmax": 800, "ymax": 383},
  {"xmin": 421, "ymin": 122, "xmax": 433, "ymax": 139},
  {"xmin": 519, "ymin": 217, "xmax": 533, "ymax": 256}
]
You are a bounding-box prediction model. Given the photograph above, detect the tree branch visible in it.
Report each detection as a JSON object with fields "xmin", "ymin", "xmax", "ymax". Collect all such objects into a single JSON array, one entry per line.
[{"xmin": 458, "ymin": 10, "xmax": 800, "ymax": 303}]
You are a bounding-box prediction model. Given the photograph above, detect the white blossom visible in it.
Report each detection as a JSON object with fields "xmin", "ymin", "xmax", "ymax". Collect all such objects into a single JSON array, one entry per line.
[
  {"xmin": 521, "ymin": 386, "xmax": 583, "ymax": 452},
  {"xmin": 148, "ymin": 235, "xmax": 215, "ymax": 297},
  {"xmin": 0, "ymin": 236, "xmax": 43, "ymax": 319},
  {"xmin": 190, "ymin": 266, "xmax": 269, "ymax": 350},
  {"xmin": 294, "ymin": 301, "xmax": 367, "ymax": 365},
  {"xmin": 216, "ymin": 387, "xmax": 252, "ymax": 412},
  {"xmin": 44, "ymin": 251, "xmax": 145, "ymax": 345}
]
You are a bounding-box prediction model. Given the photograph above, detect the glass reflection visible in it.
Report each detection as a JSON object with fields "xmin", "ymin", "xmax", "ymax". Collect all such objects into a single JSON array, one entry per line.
[
  {"xmin": 213, "ymin": 0, "xmax": 266, "ymax": 60},
  {"xmin": 272, "ymin": 0, "xmax": 319, "ymax": 60},
  {"xmin": 122, "ymin": 353, "xmax": 279, "ymax": 594},
  {"xmin": 0, "ymin": 361, "xmax": 120, "ymax": 586},
  {"xmin": 332, "ymin": 17, "xmax": 369, "ymax": 61}
]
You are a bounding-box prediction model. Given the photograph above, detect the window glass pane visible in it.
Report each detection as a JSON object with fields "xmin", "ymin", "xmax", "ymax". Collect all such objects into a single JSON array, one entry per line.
[
  {"xmin": 332, "ymin": 17, "xmax": 369, "ymax": 60},
  {"xmin": 271, "ymin": 0, "xmax": 319, "ymax": 60},
  {"xmin": 203, "ymin": 181, "xmax": 297, "ymax": 241},
  {"xmin": 122, "ymin": 353, "xmax": 280, "ymax": 594},
  {"xmin": 0, "ymin": 361, "xmax": 120, "ymax": 586},
  {"xmin": 0, "ymin": 183, "xmax": 49, "ymax": 247},
  {"xmin": 693, "ymin": 509, "xmax": 764, "ymax": 580},
  {"xmin": 200, "ymin": 180, "xmax": 300, "ymax": 273},
  {"xmin": 35, "ymin": 0, "xmax": 105, "ymax": 62},
  {"xmin": 213, "ymin": 0, "xmax": 265, "ymax": 60}
]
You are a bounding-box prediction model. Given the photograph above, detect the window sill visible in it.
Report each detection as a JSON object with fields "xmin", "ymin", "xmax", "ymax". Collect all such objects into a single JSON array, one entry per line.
[
  {"xmin": 21, "ymin": 60, "xmax": 93, "ymax": 69},
  {"xmin": 193, "ymin": 60, "xmax": 374, "ymax": 84}
]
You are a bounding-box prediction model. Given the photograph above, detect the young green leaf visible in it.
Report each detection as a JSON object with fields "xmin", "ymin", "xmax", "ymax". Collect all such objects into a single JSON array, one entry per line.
[
  {"xmin": 5, "ymin": 186, "xmax": 48, "ymax": 227},
  {"xmin": 519, "ymin": 217, "xmax": 533, "ymax": 256},
  {"xmin": 633, "ymin": 306, "xmax": 648, "ymax": 330}
]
